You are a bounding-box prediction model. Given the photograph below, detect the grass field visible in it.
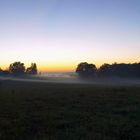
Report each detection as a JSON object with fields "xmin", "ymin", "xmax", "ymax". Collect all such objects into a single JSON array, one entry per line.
[{"xmin": 0, "ymin": 80, "xmax": 140, "ymax": 140}]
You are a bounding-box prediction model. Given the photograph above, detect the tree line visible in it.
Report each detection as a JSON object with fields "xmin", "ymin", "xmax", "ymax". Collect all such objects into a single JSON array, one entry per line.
[
  {"xmin": 76, "ymin": 62, "xmax": 140, "ymax": 78},
  {"xmin": 1, "ymin": 61, "xmax": 140, "ymax": 78},
  {"xmin": 0, "ymin": 61, "xmax": 37, "ymax": 76}
]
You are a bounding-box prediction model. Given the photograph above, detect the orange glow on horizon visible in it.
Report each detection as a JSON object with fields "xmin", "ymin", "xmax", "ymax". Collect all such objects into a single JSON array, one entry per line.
[
  {"xmin": 1, "ymin": 59, "xmax": 140, "ymax": 72},
  {"xmin": 38, "ymin": 64, "xmax": 76, "ymax": 72},
  {"xmin": 0, "ymin": 63, "xmax": 76, "ymax": 72}
]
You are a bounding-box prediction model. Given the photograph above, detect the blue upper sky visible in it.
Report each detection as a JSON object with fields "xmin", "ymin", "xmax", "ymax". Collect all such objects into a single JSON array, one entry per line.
[{"xmin": 0, "ymin": 0, "xmax": 140, "ymax": 71}]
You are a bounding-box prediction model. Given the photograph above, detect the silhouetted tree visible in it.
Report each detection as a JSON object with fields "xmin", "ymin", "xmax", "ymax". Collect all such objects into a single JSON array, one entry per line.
[
  {"xmin": 97, "ymin": 63, "xmax": 112, "ymax": 77},
  {"xmin": 9, "ymin": 62, "xmax": 25, "ymax": 75},
  {"xmin": 0, "ymin": 67, "xmax": 3, "ymax": 76},
  {"xmin": 76, "ymin": 62, "xmax": 140, "ymax": 78},
  {"xmin": 26, "ymin": 63, "xmax": 38, "ymax": 75},
  {"xmin": 76, "ymin": 62, "xmax": 97, "ymax": 76},
  {"xmin": 98, "ymin": 63, "xmax": 140, "ymax": 78}
]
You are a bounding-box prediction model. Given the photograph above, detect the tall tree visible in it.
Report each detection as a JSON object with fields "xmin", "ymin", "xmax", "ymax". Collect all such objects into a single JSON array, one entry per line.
[{"xmin": 26, "ymin": 63, "xmax": 37, "ymax": 75}]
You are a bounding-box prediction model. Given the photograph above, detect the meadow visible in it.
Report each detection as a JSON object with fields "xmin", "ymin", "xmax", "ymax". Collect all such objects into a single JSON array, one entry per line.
[{"xmin": 0, "ymin": 80, "xmax": 140, "ymax": 140}]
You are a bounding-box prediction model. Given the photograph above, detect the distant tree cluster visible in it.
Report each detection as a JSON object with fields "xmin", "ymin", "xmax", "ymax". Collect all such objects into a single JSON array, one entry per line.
[
  {"xmin": 26, "ymin": 63, "xmax": 37, "ymax": 75},
  {"xmin": 9, "ymin": 62, "xmax": 25, "ymax": 75},
  {"xmin": 0, "ymin": 62, "xmax": 38, "ymax": 76},
  {"xmin": 76, "ymin": 62, "xmax": 140, "ymax": 78},
  {"xmin": 76, "ymin": 62, "xmax": 96, "ymax": 76}
]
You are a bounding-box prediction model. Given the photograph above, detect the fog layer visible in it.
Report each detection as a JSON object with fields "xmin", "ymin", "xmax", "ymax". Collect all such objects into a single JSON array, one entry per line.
[{"xmin": 0, "ymin": 72, "xmax": 140, "ymax": 87}]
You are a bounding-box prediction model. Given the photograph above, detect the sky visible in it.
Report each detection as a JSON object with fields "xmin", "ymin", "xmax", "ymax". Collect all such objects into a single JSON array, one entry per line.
[{"xmin": 0, "ymin": 0, "xmax": 140, "ymax": 72}]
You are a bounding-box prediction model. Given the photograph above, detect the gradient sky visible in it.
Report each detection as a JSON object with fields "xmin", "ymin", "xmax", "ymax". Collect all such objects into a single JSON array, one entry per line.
[{"xmin": 0, "ymin": 0, "xmax": 140, "ymax": 72}]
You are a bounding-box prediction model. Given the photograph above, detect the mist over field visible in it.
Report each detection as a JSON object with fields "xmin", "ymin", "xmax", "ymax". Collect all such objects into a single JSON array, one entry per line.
[{"xmin": 1, "ymin": 72, "xmax": 140, "ymax": 87}]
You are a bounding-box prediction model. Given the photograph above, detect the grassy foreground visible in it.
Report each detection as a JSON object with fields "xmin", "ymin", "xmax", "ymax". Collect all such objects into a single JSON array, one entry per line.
[{"xmin": 0, "ymin": 80, "xmax": 140, "ymax": 140}]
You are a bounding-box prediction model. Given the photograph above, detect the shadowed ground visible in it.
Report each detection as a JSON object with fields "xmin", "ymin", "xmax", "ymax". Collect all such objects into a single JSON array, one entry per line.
[{"xmin": 0, "ymin": 80, "xmax": 140, "ymax": 140}]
